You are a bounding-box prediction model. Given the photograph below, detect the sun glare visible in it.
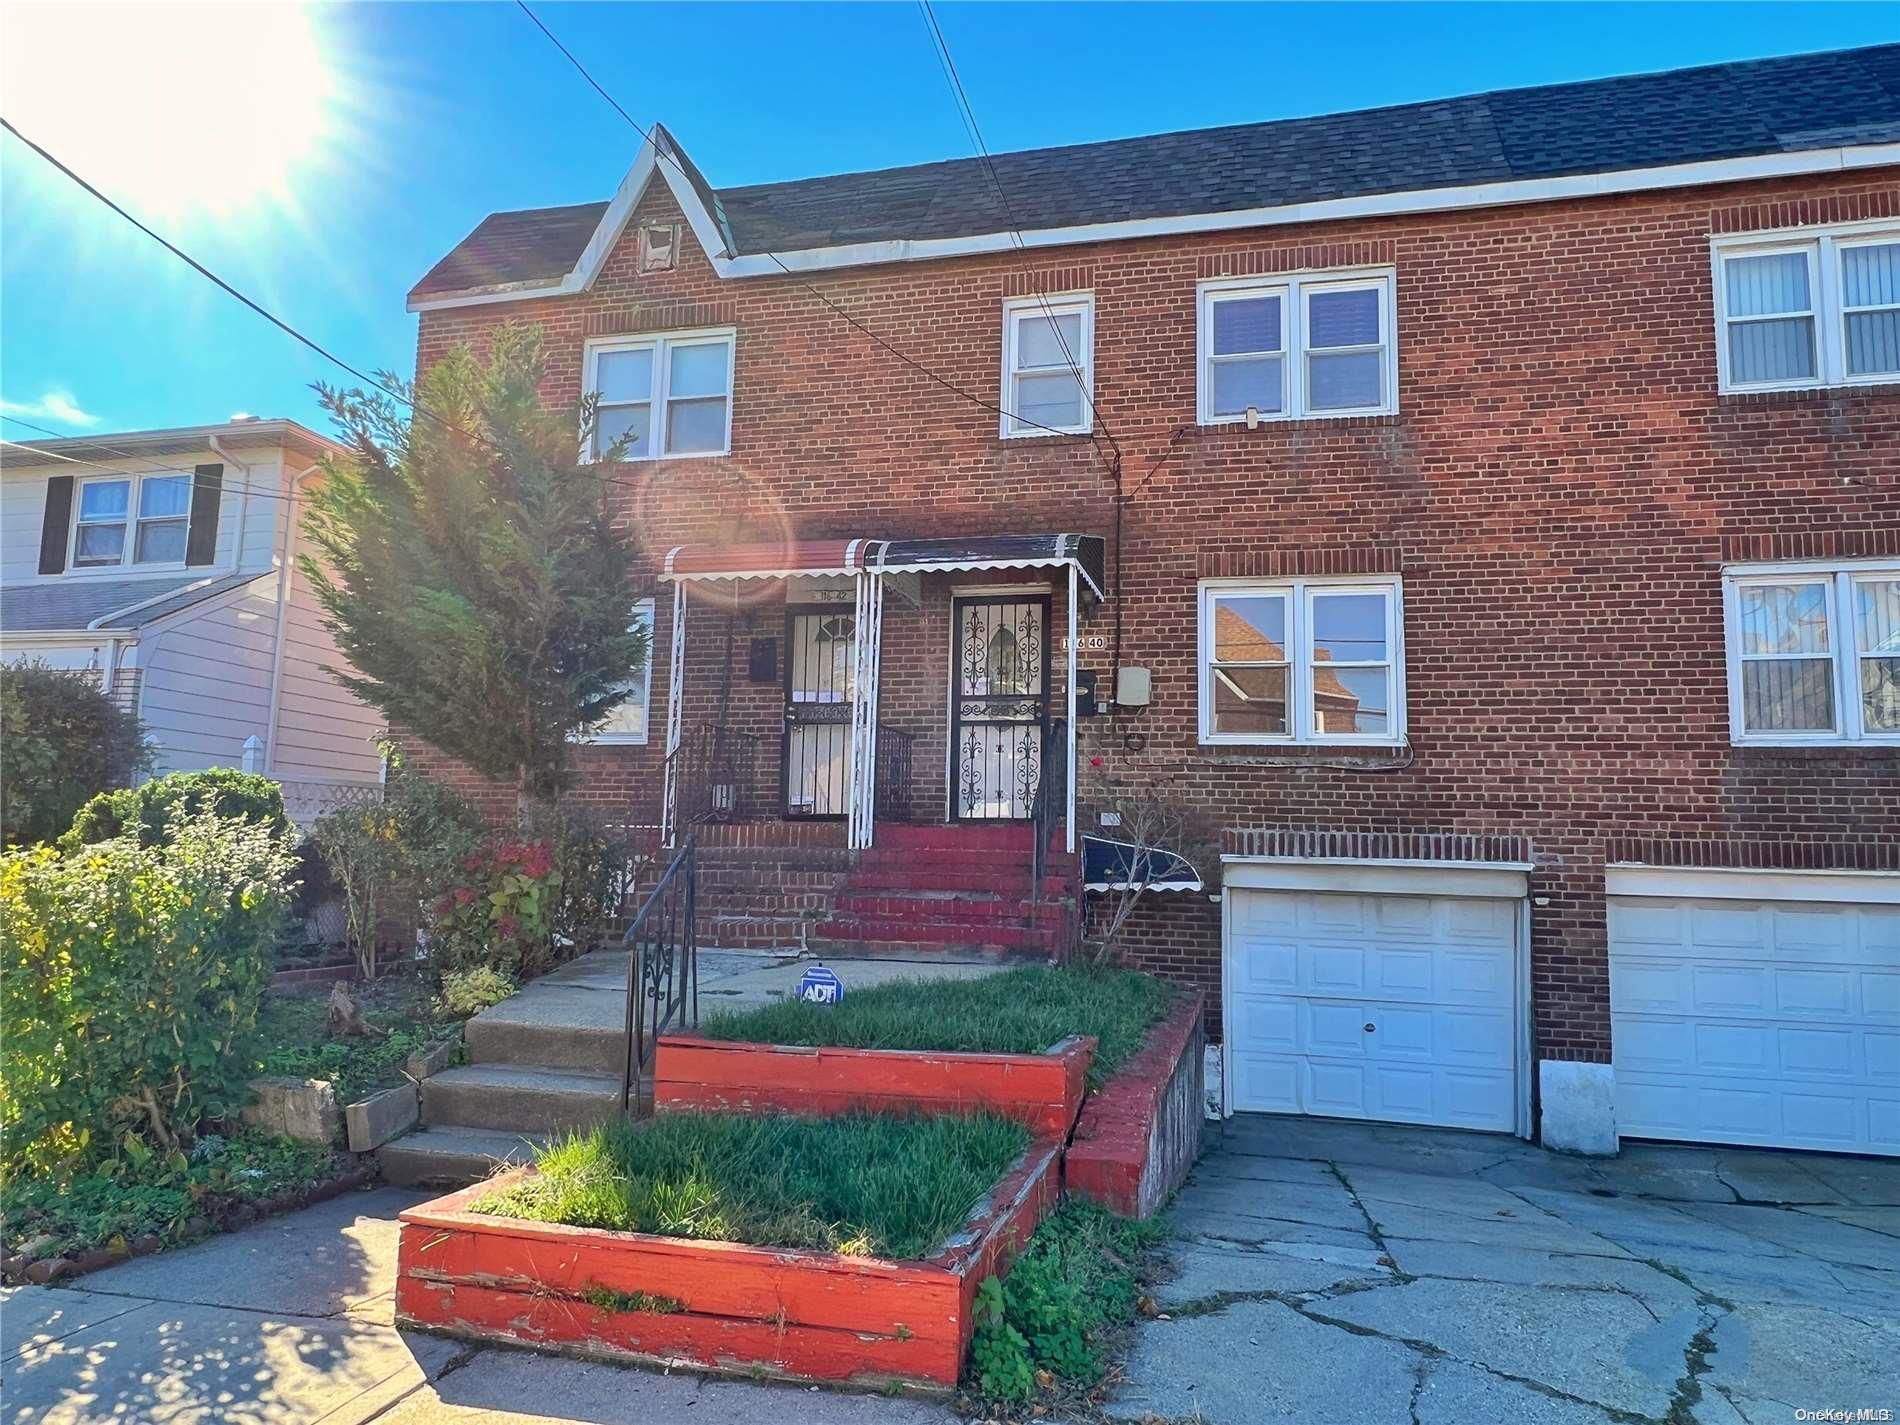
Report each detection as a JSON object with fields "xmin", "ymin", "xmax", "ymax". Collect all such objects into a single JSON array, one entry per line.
[{"xmin": 1, "ymin": 1, "xmax": 336, "ymax": 222}]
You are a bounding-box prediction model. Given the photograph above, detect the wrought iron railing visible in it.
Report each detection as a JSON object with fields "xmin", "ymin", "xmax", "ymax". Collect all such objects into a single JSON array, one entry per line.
[
  {"xmin": 1031, "ymin": 718, "xmax": 1068, "ymax": 901},
  {"xmin": 620, "ymin": 837, "xmax": 697, "ymax": 1113},
  {"xmin": 663, "ymin": 722, "xmax": 766, "ymax": 842},
  {"xmin": 874, "ymin": 727, "xmax": 918, "ymax": 824}
]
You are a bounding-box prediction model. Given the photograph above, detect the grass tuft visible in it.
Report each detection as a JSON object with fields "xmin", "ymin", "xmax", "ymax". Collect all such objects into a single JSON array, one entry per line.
[
  {"xmin": 470, "ymin": 1111, "xmax": 1032, "ymax": 1261},
  {"xmin": 577, "ymin": 1282, "xmax": 683, "ymax": 1314},
  {"xmin": 697, "ymin": 965, "xmax": 1172, "ymax": 1089}
]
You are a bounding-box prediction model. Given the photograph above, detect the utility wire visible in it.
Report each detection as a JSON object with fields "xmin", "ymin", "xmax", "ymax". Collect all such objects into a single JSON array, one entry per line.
[
  {"xmin": 915, "ymin": 0, "xmax": 1121, "ymax": 464},
  {"xmin": 1, "ymin": 418, "xmax": 310, "ymax": 504},
  {"xmin": 512, "ymin": 0, "xmax": 1089, "ymax": 445}
]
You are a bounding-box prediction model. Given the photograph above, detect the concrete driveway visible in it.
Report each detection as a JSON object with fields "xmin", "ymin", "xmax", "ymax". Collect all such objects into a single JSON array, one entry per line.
[{"xmin": 1108, "ymin": 1115, "xmax": 1900, "ymax": 1425}]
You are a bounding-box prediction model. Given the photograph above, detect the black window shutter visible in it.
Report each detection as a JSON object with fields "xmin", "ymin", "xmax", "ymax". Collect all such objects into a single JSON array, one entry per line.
[
  {"xmin": 185, "ymin": 463, "xmax": 223, "ymax": 567},
  {"xmin": 37, "ymin": 475, "xmax": 74, "ymax": 575}
]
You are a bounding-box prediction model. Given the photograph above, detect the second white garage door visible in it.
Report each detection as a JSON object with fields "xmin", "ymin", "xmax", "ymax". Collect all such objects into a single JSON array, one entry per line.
[
  {"xmin": 1224, "ymin": 887, "xmax": 1522, "ymax": 1132},
  {"xmin": 1610, "ymin": 893, "xmax": 1900, "ymax": 1157}
]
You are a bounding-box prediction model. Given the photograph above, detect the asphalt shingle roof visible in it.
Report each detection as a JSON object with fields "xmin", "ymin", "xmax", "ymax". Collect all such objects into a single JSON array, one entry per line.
[
  {"xmin": 411, "ymin": 43, "xmax": 1900, "ymax": 300},
  {"xmin": 0, "ymin": 572, "xmax": 269, "ymax": 634}
]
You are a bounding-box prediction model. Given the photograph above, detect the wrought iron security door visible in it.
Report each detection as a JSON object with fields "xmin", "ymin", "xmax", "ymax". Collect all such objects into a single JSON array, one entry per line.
[
  {"xmin": 951, "ymin": 596, "xmax": 1050, "ymax": 820},
  {"xmin": 783, "ymin": 606, "xmax": 856, "ymax": 818}
]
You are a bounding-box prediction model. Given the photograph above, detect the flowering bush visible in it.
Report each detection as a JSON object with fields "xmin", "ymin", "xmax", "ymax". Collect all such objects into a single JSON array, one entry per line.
[{"xmin": 429, "ymin": 839, "xmax": 564, "ymax": 980}]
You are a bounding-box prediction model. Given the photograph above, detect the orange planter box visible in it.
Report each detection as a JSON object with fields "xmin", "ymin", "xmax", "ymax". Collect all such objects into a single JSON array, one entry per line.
[
  {"xmin": 394, "ymin": 1140, "xmax": 1061, "ymax": 1390},
  {"xmin": 654, "ymin": 1033, "xmax": 1096, "ymax": 1139},
  {"xmin": 1065, "ymin": 991, "xmax": 1206, "ymax": 1218}
]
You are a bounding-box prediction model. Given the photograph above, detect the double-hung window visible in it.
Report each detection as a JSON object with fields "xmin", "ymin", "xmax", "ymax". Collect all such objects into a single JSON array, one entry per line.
[
  {"xmin": 1714, "ymin": 223, "xmax": 1900, "ymax": 392},
  {"xmin": 1199, "ymin": 577, "xmax": 1405, "ymax": 744},
  {"xmin": 584, "ymin": 328, "xmax": 735, "ymax": 461},
  {"xmin": 1725, "ymin": 563, "xmax": 1900, "ymax": 745},
  {"xmin": 71, "ymin": 472, "xmax": 192, "ymax": 569},
  {"xmin": 1198, "ymin": 270, "xmax": 1397, "ymax": 423},
  {"xmin": 1000, "ymin": 294, "xmax": 1093, "ymax": 438},
  {"xmin": 578, "ymin": 598, "xmax": 656, "ymax": 744}
]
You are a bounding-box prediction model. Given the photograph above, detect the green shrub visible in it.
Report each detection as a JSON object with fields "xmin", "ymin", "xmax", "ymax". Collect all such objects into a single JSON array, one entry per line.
[
  {"xmin": 522, "ymin": 799, "xmax": 636, "ymax": 956},
  {"xmin": 436, "ymin": 965, "xmax": 518, "ymax": 1017},
  {"xmin": 61, "ymin": 767, "xmax": 289, "ymax": 853},
  {"xmin": 966, "ymin": 1200, "xmax": 1170, "ymax": 1405},
  {"xmin": 0, "ymin": 661, "xmax": 150, "ymax": 848},
  {"xmin": 0, "ymin": 810, "xmax": 298, "ymax": 1178}
]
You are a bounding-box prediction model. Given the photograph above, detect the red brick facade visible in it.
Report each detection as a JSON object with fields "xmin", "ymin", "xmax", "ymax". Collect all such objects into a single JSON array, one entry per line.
[{"xmin": 406, "ymin": 168, "xmax": 1900, "ymax": 1068}]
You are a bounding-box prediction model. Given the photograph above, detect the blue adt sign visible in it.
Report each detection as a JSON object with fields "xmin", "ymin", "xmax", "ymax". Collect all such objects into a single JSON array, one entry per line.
[{"xmin": 795, "ymin": 964, "xmax": 845, "ymax": 1006}]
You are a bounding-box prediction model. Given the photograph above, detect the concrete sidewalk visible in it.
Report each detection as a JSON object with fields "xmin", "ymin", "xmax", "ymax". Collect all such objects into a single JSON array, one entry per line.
[{"xmin": 1, "ymin": 1187, "xmax": 957, "ymax": 1425}]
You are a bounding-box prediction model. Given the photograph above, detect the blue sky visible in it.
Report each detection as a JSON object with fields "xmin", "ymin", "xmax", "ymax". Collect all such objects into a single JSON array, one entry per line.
[{"xmin": 3, "ymin": 1, "xmax": 1897, "ymax": 441}]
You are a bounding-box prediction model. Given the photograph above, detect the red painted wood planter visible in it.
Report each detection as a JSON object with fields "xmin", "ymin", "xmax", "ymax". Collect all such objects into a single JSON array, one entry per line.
[
  {"xmin": 1065, "ymin": 991, "xmax": 1206, "ymax": 1218},
  {"xmin": 653, "ymin": 1033, "xmax": 1096, "ymax": 1139},
  {"xmin": 394, "ymin": 1140, "xmax": 1062, "ymax": 1390}
]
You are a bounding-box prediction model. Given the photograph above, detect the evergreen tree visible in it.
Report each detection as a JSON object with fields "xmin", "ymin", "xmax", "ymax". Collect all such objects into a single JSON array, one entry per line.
[{"xmin": 301, "ymin": 324, "xmax": 648, "ymax": 807}]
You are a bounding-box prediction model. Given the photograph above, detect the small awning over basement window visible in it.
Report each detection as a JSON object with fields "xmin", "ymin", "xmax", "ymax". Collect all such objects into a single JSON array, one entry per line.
[
  {"xmin": 661, "ymin": 533, "xmax": 1107, "ymax": 600},
  {"xmin": 1082, "ymin": 835, "xmax": 1204, "ymax": 893}
]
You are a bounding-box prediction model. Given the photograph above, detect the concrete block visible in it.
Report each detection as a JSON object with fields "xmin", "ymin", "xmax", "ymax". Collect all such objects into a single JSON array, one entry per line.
[
  {"xmin": 1539, "ymin": 1060, "xmax": 1618, "ymax": 1156},
  {"xmin": 403, "ymin": 1030, "xmax": 462, "ymax": 1082},
  {"xmin": 241, "ymin": 1075, "xmax": 341, "ymax": 1145},
  {"xmin": 346, "ymin": 1083, "xmax": 419, "ymax": 1153}
]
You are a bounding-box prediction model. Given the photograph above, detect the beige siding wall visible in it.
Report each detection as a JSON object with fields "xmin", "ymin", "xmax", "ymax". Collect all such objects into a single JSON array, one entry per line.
[
  {"xmin": 270, "ymin": 488, "xmax": 383, "ymax": 782},
  {"xmin": 137, "ymin": 583, "xmax": 279, "ymax": 772}
]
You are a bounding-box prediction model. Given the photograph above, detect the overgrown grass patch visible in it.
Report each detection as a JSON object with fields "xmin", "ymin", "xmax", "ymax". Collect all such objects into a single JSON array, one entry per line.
[
  {"xmin": 0, "ymin": 1130, "xmax": 347, "ymax": 1261},
  {"xmin": 698, "ymin": 965, "xmax": 1172, "ymax": 1089},
  {"xmin": 255, "ymin": 980, "xmax": 462, "ymax": 1105},
  {"xmin": 470, "ymin": 1111, "xmax": 1031, "ymax": 1260}
]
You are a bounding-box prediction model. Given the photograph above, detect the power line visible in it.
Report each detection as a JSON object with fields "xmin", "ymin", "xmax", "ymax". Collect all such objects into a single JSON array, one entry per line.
[
  {"xmin": 511, "ymin": 0, "xmax": 1091, "ymax": 446},
  {"xmin": 915, "ymin": 0, "xmax": 1121, "ymax": 463}
]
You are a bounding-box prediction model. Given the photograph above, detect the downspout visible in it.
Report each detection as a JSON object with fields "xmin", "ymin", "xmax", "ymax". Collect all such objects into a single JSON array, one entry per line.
[{"xmin": 264, "ymin": 461, "xmax": 322, "ymax": 775}]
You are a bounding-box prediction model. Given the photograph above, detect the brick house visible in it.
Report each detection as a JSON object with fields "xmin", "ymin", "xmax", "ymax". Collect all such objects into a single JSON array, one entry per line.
[{"xmin": 403, "ymin": 43, "xmax": 1900, "ymax": 1158}]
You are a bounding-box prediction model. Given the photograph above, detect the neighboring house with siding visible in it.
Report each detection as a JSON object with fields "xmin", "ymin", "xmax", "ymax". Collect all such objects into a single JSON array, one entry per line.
[
  {"xmin": 404, "ymin": 44, "xmax": 1900, "ymax": 1160},
  {"xmin": 0, "ymin": 418, "xmax": 384, "ymax": 822}
]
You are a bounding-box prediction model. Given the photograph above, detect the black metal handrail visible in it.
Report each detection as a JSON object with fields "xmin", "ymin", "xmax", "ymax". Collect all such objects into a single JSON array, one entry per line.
[
  {"xmin": 620, "ymin": 837, "xmax": 697, "ymax": 1112},
  {"xmin": 874, "ymin": 727, "xmax": 918, "ymax": 824},
  {"xmin": 1031, "ymin": 718, "xmax": 1068, "ymax": 902},
  {"xmin": 665, "ymin": 722, "xmax": 766, "ymax": 841}
]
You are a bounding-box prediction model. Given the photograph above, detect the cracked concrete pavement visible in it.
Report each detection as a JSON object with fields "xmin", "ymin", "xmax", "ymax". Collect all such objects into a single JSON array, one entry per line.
[{"xmin": 1107, "ymin": 1116, "xmax": 1900, "ymax": 1425}]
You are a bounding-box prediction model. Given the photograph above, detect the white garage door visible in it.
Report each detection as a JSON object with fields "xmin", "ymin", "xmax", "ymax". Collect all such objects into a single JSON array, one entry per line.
[
  {"xmin": 1225, "ymin": 888, "xmax": 1522, "ymax": 1132},
  {"xmin": 1611, "ymin": 896, "xmax": 1900, "ymax": 1156}
]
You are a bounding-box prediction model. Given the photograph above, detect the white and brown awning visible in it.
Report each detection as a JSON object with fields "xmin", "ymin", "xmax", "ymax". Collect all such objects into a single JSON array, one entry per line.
[{"xmin": 661, "ymin": 533, "xmax": 1107, "ymax": 601}]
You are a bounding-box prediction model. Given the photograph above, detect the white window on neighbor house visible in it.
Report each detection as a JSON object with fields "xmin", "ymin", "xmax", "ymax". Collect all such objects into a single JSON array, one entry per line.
[
  {"xmin": 1000, "ymin": 293, "xmax": 1094, "ymax": 438},
  {"xmin": 1714, "ymin": 223, "xmax": 1900, "ymax": 393},
  {"xmin": 1199, "ymin": 576, "xmax": 1405, "ymax": 745},
  {"xmin": 584, "ymin": 329, "xmax": 735, "ymax": 461},
  {"xmin": 1198, "ymin": 270, "xmax": 1397, "ymax": 424},
  {"xmin": 1724, "ymin": 562, "xmax": 1900, "ymax": 745},
  {"xmin": 580, "ymin": 598, "xmax": 656, "ymax": 745},
  {"xmin": 71, "ymin": 472, "xmax": 192, "ymax": 569}
]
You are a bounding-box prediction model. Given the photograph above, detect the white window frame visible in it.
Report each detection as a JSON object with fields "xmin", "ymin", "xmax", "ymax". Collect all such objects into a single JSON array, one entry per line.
[
  {"xmin": 68, "ymin": 471, "xmax": 193, "ymax": 574},
  {"xmin": 1722, "ymin": 560, "xmax": 1900, "ymax": 747},
  {"xmin": 999, "ymin": 292, "xmax": 1094, "ymax": 439},
  {"xmin": 1712, "ymin": 220, "xmax": 1900, "ymax": 394},
  {"xmin": 581, "ymin": 327, "xmax": 736, "ymax": 462},
  {"xmin": 1197, "ymin": 268, "xmax": 1399, "ymax": 424},
  {"xmin": 1198, "ymin": 575, "xmax": 1406, "ymax": 746},
  {"xmin": 576, "ymin": 597, "xmax": 656, "ymax": 745}
]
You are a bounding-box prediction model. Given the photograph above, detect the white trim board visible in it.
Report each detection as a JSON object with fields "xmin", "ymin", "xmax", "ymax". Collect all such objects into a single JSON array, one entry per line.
[
  {"xmin": 1221, "ymin": 856, "xmax": 1530, "ymax": 900},
  {"xmin": 409, "ymin": 141, "xmax": 1900, "ymax": 311},
  {"xmin": 1605, "ymin": 864, "xmax": 1900, "ymax": 905}
]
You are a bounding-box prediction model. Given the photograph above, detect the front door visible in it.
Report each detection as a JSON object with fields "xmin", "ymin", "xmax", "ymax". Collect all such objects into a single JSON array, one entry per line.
[
  {"xmin": 951, "ymin": 595, "xmax": 1049, "ymax": 820},
  {"xmin": 783, "ymin": 606, "xmax": 855, "ymax": 818}
]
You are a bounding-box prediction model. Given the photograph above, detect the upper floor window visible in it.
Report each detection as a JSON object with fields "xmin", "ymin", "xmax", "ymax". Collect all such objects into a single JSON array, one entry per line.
[
  {"xmin": 1198, "ymin": 270, "xmax": 1397, "ymax": 424},
  {"xmin": 1199, "ymin": 576, "xmax": 1405, "ymax": 745},
  {"xmin": 1000, "ymin": 294, "xmax": 1093, "ymax": 438},
  {"xmin": 584, "ymin": 328, "xmax": 734, "ymax": 461},
  {"xmin": 1724, "ymin": 562, "xmax": 1900, "ymax": 745},
  {"xmin": 73, "ymin": 473, "xmax": 191, "ymax": 569},
  {"xmin": 576, "ymin": 598, "xmax": 656, "ymax": 745},
  {"xmin": 1714, "ymin": 224, "xmax": 1900, "ymax": 393}
]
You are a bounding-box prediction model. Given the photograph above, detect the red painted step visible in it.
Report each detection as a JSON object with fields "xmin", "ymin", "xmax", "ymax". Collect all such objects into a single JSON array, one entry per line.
[
  {"xmin": 816, "ymin": 917, "xmax": 1056, "ymax": 953},
  {"xmin": 873, "ymin": 823, "xmax": 1035, "ymax": 852},
  {"xmin": 830, "ymin": 893, "xmax": 1070, "ymax": 928}
]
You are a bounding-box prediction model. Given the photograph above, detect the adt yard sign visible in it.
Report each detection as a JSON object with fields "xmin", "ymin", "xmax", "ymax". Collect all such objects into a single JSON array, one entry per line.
[{"xmin": 795, "ymin": 964, "xmax": 845, "ymax": 1006}]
